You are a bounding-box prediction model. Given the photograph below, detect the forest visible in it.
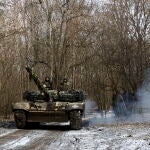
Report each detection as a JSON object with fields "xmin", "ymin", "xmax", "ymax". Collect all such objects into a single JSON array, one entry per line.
[{"xmin": 0, "ymin": 0, "xmax": 150, "ymax": 118}]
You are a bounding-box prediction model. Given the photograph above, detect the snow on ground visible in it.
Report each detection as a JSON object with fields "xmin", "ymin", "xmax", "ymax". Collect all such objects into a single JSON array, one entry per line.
[
  {"xmin": 0, "ymin": 130, "xmax": 48, "ymax": 150},
  {"xmin": 47, "ymin": 110, "xmax": 150, "ymax": 150},
  {"xmin": 0, "ymin": 123, "xmax": 150, "ymax": 150},
  {"xmin": 0, "ymin": 128, "xmax": 17, "ymax": 138},
  {"xmin": 2, "ymin": 136, "xmax": 30, "ymax": 149},
  {"xmin": 47, "ymin": 124, "xmax": 150, "ymax": 150},
  {"xmin": 0, "ymin": 110, "xmax": 150, "ymax": 150}
]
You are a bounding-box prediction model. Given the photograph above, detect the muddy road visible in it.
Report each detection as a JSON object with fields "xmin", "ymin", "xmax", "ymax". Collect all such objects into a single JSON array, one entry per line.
[
  {"xmin": 0, "ymin": 123, "xmax": 68, "ymax": 150},
  {"xmin": 1, "ymin": 111, "xmax": 150, "ymax": 150},
  {"xmin": 0, "ymin": 121, "xmax": 150, "ymax": 150}
]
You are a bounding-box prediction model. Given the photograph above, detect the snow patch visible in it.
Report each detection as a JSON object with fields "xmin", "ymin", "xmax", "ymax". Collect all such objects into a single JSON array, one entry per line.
[
  {"xmin": 0, "ymin": 130, "xmax": 48, "ymax": 150},
  {"xmin": 2, "ymin": 136, "xmax": 30, "ymax": 149},
  {"xmin": 0, "ymin": 129, "xmax": 17, "ymax": 138},
  {"xmin": 118, "ymin": 139, "xmax": 148, "ymax": 150},
  {"xmin": 47, "ymin": 125, "xmax": 150, "ymax": 150}
]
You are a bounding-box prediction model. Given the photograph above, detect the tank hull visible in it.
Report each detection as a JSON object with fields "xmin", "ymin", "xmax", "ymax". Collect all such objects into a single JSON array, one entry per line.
[{"xmin": 12, "ymin": 101, "xmax": 85, "ymax": 123}]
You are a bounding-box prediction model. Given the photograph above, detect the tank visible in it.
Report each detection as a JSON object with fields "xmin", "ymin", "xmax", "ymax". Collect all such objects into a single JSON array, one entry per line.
[{"xmin": 12, "ymin": 65, "xmax": 85, "ymax": 130}]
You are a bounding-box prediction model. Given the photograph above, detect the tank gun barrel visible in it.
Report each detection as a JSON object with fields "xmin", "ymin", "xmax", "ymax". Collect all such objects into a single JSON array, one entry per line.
[{"xmin": 25, "ymin": 65, "xmax": 50, "ymax": 99}]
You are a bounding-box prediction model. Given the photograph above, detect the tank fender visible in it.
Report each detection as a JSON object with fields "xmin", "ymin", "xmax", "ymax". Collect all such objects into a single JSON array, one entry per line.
[
  {"xmin": 12, "ymin": 102, "xmax": 31, "ymax": 112},
  {"xmin": 66, "ymin": 102, "xmax": 85, "ymax": 111}
]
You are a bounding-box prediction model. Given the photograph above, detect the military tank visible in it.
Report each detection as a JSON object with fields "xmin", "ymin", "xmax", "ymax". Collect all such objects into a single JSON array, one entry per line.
[{"xmin": 12, "ymin": 65, "xmax": 85, "ymax": 130}]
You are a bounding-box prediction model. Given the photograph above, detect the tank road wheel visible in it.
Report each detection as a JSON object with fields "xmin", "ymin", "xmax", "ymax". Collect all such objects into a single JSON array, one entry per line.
[
  {"xmin": 14, "ymin": 110, "xmax": 27, "ymax": 129},
  {"xmin": 70, "ymin": 111, "xmax": 82, "ymax": 130}
]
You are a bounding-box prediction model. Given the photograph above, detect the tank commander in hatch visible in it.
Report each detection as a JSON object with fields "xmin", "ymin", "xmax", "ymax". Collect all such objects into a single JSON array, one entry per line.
[{"xmin": 43, "ymin": 77, "xmax": 53, "ymax": 90}]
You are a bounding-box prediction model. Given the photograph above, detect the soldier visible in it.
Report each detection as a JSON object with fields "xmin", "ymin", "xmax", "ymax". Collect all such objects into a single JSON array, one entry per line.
[
  {"xmin": 59, "ymin": 78, "xmax": 70, "ymax": 91},
  {"xmin": 43, "ymin": 77, "xmax": 53, "ymax": 90},
  {"xmin": 112, "ymin": 89, "xmax": 128, "ymax": 117}
]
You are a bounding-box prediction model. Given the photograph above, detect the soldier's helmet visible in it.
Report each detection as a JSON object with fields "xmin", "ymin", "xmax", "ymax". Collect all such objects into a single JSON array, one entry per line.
[{"xmin": 63, "ymin": 78, "xmax": 68, "ymax": 83}]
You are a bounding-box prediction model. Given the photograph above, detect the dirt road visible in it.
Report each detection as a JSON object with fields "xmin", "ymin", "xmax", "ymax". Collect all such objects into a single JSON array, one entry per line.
[
  {"xmin": 1, "ymin": 112, "xmax": 150, "ymax": 150},
  {"xmin": 0, "ymin": 122, "xmax": 150, "ymax": 150},
  {"xmin": 0, "ymin": 123, "xmax": 67, "ymax": 150}
]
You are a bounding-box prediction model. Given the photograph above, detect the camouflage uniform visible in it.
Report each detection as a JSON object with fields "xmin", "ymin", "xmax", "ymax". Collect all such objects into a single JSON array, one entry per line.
[
  {"xmin": 43, "ymin": 77, "xmax": 53, "ymax": 90},
  {"xmin": 60, "ymin": 78, "xmax": 70, "ymax": 91}
]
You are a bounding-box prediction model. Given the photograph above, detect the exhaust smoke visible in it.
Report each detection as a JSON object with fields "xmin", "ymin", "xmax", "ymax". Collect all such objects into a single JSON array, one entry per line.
[
  {"xmin": 85, "ymin": 69, "xmax": 150, "ymax": 126},
  {"xmin": 135, "ymin": 68, "xmax": 150, "ymax": 119}
]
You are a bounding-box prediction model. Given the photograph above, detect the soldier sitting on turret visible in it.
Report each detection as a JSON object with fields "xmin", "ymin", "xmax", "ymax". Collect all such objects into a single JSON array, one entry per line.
[
  {"xmin": 43, "ymin": 77, "xmax": 53, "ymax": 90},
  {"xmin": 59, "ymin": 78, "xmax": 70, "ymax": 91}
]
